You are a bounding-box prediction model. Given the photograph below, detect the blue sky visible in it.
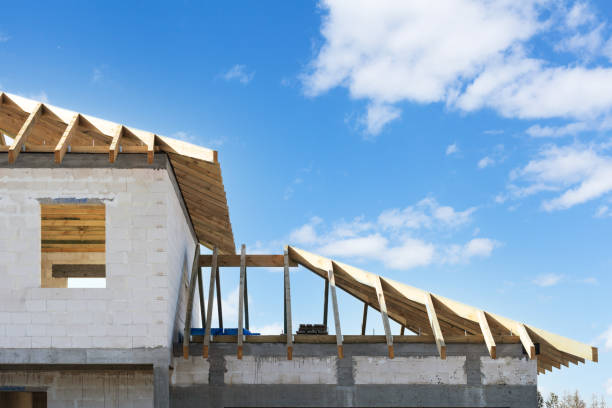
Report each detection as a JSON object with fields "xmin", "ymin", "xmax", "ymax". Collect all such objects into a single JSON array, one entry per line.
[{"xmin": 1, "ymin": 0, "xmax": 611, "ymax": 401}]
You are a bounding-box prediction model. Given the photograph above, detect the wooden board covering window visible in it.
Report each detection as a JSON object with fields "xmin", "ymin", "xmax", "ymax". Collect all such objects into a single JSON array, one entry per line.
[{"xmin": 40, "ymin": 203, "xmax": 105, "ymax": 253}]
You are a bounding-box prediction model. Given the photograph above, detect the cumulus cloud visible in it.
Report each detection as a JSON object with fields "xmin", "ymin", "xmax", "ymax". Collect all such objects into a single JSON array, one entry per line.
[
  {"xmin": 507, "ymin": 143, "xmax": 612, "ymax": 211},
  {"xmin": 532, "ymin": 273, "xmax": 563, "ymax": 287},
  {"xmin": 478, "ymin": 156, "xmax": 494, "ymax": 169},
  {"xmin": 289, "ymin": 198, "xmax": 494, "ymax": 270},
  {"xmin": 303, "ymin": 0, "xmax": 612, "ymax": 135},
  {"xmin": 600, "ymin": 325, "xmax": 612, "ymax": 351},
  {"xmin": 222, "ymin": 64, "xmax": 255, "ymax": 84},
  {"xmin": 250, "ymin": 323, "xmax": 284, "ymax": 335},
  {"xmin": 446, "ymin": 143, "xmax": 459, "ymax": 156}
]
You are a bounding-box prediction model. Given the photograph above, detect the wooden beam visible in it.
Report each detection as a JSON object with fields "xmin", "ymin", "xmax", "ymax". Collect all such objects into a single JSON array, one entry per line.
[
  {"xmin": 323, "ymin": 279, "xmax": 329, "ymax": 327},
  {"xmin": 361, "ymin": 303, "xmax": 368, "ymax": 335},
  {"xmin": 373, "ymin": 275, "xmax": 394, "ymax": 358},
  {"xmin": 51, "ymin": 264, "xmax": 105, "ymax": 278},
  {"xmin": 8, "ymin": 103, "xmax": 43, "ymax": 164},
  {"xmin": 516, "ymin": 323, "xmax": 536, "ymax": 360},
  {"xmin": 200, "ymin": 254, "xmax": 297, "ymax": 267},
  {"xmin": 203, "ymin": 247, "xmax": 218, "ymax": 358},
  {"xmin": 109, "ymin": 125, "xmax": 124, "ymax": 163},
  {"xmin": 182, "ymin": 246, "xmax": 201, "ymax": 359},
  {"xmin": 478, "ymin": 310, "xmax": 496, "ymax": 359},
  {"xmin": 284, "ymin": 247, "xmax": 293, "ymax": 360},
  {"xmin": 400, "ymin": 326, "xmax": 406, "ymax": 335},
  {"xmin": 425, "ymin": 293, "xmax": 446, "ymax": 359},
  {"xmin": 237, "ymin": 244, "xmax": 246, "ymax": 359},
  {"xmin": 244, "ymin": 260, "xmax": 249, "ymax": 331},
  {"xmin": 327, "ymin": 264, "xmax": 343, "ymax": 358},
  {"xmin": 215, "ymin": 265, "xmax": 223, "ymax": 330},
  {"xmin": 197, "ymin": 257, "xmax": 206, "ymax": 331},
  {"xmin": 54, "ymin": 113, "xmax": 80, "ymax": 164},
  {"xmin": 147, "ymin": 133, "xmax": 156, "ymax": 164}
]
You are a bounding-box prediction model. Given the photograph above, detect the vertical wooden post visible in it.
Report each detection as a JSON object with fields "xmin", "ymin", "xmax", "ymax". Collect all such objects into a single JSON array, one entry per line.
[
  {"xmin": 284, "ymin": 248, "xmax": 293, "ymax": 360},
  {"xmin": 361, "ymin": 303, "xmax": 368, "ymax": 335},
  {"xmin": 215, "ymin": 265, "xmax": 223, "ymax": 330},
  {"xmin": 237, "ymin": 244, "xmax": 246, "ymax": 359},
  {"xmin": 203, "ymin": 248, "xmax": 218, "ymax": 358},
  {"xmin": 400, "ymin": 325, "xmax": 405, "ymax": 336},
  {"xmin": 328, "ymin": 263, "xmax": 343, "ymax": 358},
  {"xmin": 323, "ymin": 279, "xmax": 329, "ymax": 328},
  {"xmin": 197, "ymin": 260, "xmax": 206, "ymax": 331},
  {"xmin": 244, "ymin": 263, "xmax": 249, "ymax": 331},
  {"xmin": 182, "ymin": 246, "xmax": 201, "ymax": 359},
  {"xmin": 373, "ymin": 276, "xmax": 393, "ymax": 358}
]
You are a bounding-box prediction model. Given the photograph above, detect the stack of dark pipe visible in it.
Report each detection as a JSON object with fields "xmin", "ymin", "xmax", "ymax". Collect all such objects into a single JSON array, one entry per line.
[{"xmin": 297, "ymin": 324, "xmax": 328, "ymax": 335}]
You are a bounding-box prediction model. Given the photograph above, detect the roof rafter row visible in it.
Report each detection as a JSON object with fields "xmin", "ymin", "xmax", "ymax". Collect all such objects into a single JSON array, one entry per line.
[{"xmin": 0, "ymin": 92, "xmax": 235, "ymax": 254}]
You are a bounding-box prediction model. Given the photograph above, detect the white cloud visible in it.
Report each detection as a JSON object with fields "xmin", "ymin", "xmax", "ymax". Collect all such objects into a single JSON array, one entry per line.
[
  {"xmin": 606, "ymin": 378, "xmax": 612, "ymax": 396},
  {"xmin": 532, "ymin": 273, "xmax": 563, "ymax": 287},
  {"xmin": 526, "ymin": 122, "xmax": 591, "ymax": 138},
  {"xmin": 28, "ymin": 91, "xmax": 49, "ymax": 104},
  {"xmin": 222, "ymin": 64, "xmax": 255, "ymax": 84},
  {"xmin": 446, "ymin": 143, "xmax": 458, "ymax": 156},
  {"xmin": 599, "ymin": 325, "xmax": 612, "ymax": 351},
  {"xmin": 288, "ymin": 197, "xmax": 492, "ymax": 270},
  {"xmin": 360, "ymin": 103, "xmax": 401, "ymax": 136},
  {"xmin": 565, "ymin": 2, "xmax": 595, "ymax": 29},
  {"xmin": 92, "ymin": 68, "xmax": 103, "ymax": 83},
  {"xmin": 508, "ymin": 143, "xmax": 612, "ymax": 211},
  {"xmin": 478, "ymin": 156, "xmax": 494, "ymax": 169},
  {"xmin": 250, "ymin": 323, "xmax": 284, "ymax": 335},
  {"xmin": 0, "ymin": 32, "xmax": 9, "ymax": 42},
  {"xmin": 304, "ymin": 0, "xmax": 612, "ymax": 134}
]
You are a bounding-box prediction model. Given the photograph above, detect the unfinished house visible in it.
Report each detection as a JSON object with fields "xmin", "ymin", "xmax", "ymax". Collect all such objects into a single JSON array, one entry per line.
[{"xmin": 0, "ymin": 93, "xmax": 598, "ymax": 408}]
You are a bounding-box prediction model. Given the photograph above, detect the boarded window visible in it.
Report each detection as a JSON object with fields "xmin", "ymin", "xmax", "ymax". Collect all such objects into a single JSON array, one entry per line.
[{"xmin": 40, "ymin": 203, "xmax": 106, "ymax": 288}]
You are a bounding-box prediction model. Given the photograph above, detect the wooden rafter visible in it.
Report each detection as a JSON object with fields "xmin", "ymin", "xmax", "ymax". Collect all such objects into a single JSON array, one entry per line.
[
  {"xmin": 478, "ymin": 310, "xmax": 496, "ymax": 359},
  {"xmin": 109, "ymin": 125, "xmax": 124, "ymax": 163},
  {"xmin": 327, "ymin": 263, "xmax": 343, "ymax": 359},
  {"xmin": 425, "ymin": 293, "xmax": 446, "ymax": 359},
  {"xmin": 372, "ymin": 275, "xmax": 393, "ymax": 358},
  {"xmin": 8, "ymin": 102, "xmax": 43, "ymax": 163},
  {"xmin": 54, "ymin": 113, "xmax": 80, "ymax": 164}
]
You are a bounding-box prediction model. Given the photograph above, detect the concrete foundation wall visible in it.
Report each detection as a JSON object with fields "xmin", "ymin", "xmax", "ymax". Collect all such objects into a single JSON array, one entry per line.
[
  {"xmin": 0, "ymin": 163, "xmax": 196, "ymax": 351},
  {"xmin": 0, "ymin": 369, "xmax": 153, "ymax": 408},
  {"xmin": 171, "ymin": 342, "xmax": 537, "ymax": 408}
]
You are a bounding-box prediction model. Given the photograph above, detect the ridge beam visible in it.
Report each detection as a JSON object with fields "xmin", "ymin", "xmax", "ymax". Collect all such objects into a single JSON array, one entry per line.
[
  {"xmin": 373, "ymin": 276, "xmax": 393, "ymax": 358},
  {"xmin": 54, "ymin": 113, "xmax": 80, "ymax": 164},
  {"xmin": 478, "ymin": 310, "xmax": 496, "ymax": 359},
  {"xmin": 425, "ymin": 293, "xmax": 446, "ymax": 359},
  {"xmin": 203, "ymin": 247, "xmax": 218, "ymax": 358},
  {"xmin": 109, "ymin": 125, "xmax": 124, "ymax": 163},
  {"xmin": 328, "ymin": 262, "xmax": 343, "ymax": 358},
  {"xmin": 8, "ymin": 103, "xmax": 43, "ymax": 163}
]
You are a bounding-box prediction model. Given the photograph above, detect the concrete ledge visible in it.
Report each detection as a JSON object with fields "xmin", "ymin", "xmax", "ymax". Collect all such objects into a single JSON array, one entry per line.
[{"xmin": 0, "ymin": 347, "xmax": 170, "ymax": 366}]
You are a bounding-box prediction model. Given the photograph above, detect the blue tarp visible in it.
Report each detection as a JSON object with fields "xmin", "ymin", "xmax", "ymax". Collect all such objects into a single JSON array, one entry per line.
[{"xmin": 190, "ymin": 328, "xmax": 260, "ymax": 336}]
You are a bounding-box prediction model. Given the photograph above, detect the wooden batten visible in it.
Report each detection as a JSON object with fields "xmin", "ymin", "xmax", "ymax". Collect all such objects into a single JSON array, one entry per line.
[{"xmin": 203, "ymin": 247, "xmax": 218, "ymax": 358}]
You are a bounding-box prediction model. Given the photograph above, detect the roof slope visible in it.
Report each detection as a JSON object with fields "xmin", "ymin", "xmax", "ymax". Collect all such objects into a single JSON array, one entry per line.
[
  {"xmin": 0, "ymin": 92, "xmax": 235, "ymax": 253},
  {"xmin": 288, "ymin": 246, "xmax": 598, "ymax": 375}
]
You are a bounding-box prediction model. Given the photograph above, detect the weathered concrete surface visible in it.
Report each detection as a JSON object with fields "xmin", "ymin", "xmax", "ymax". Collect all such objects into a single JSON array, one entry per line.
[
  {"xmin": 0, "ymin": 368, "xmax": 153, "ymax": 407},
  {"xmin": 225, "ymin": 355, "xmax": 337, "ymax": 384},
  {"xmin": 169, "ymin": 342, "xmax": 537, "ymax": 407},
  {"xmin": 480, "ymin": 356, "xmax": 538, "ymax": 385},
  {"xmin": 354, "ymin": 356, "xmax": 466, "ymax": 384}
]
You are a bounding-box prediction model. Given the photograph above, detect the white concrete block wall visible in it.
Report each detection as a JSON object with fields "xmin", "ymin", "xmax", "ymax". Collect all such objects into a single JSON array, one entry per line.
[
  {"xmin": 224, "ymin": 356, "xmax": 338, "ymax": 385},
  {"xmin": 353, "ymin": 356, "xmax": 467, "ymax": 385},
  {"xmin": 0, "ymin": 167, "xmax": 197, "ymax": 349},
  {"xmin": 0, "ymin": 370, "xmax": 153, "ymax": 407},
  {"xmin": 480, "ymin": 356, "xmax": 537, "ymax": 385}
]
